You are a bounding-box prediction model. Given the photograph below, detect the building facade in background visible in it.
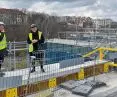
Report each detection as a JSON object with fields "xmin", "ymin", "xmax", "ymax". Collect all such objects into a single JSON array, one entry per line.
[
  {"xmin": 0, "ymin": 8, "xmax": 27, "ymax": 25},
  {"xmin": 93, "ymin": 19, "xmax": 113, "ymax": 28},
  {"xmin": 0, "ymin": 8, "xmax": 117, "ymax": 41},
  {"xmin": 0, "ymin": 8, "xmax": 28, "ymax": 41}
]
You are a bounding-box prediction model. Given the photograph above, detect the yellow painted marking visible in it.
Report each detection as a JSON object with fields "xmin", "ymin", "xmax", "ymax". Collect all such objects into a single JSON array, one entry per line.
[
  {"xmin": 6, "ymin": 88, "xmax": 17, "ymax": 97},
  {"xmin": 49, "ymin": 78, "xmax": 56, "ymax": 88},
  {"xmin": 78, "ymin": 68, "xmax": 84, "ymax": 80}
]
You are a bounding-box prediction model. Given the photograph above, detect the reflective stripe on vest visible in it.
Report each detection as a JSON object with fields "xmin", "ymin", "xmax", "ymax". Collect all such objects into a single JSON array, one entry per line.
[
  {"xmin": 0, "ymin": 34, "xmax": 7, "ymax": 50},
  {"xmin": 29, "ymin": 31, "xmax": 42, "ymax": 52}
]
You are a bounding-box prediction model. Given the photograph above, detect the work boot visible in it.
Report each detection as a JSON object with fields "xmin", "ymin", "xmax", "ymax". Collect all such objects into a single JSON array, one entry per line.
[
  {"xmin": 40, "ymin": 65, "xmax": 45, "ymax": 72},
  {"xmin": 41, "ymin": 68, "xmax": 45, "ymax": 72},
  {"xmin": 0, "ymin": 65, "xmax": 5, "ymax": 77},
  {"xmin": 0, "ymin": 71, "xmax": 5, "ymax": 77},
  {"xmin": 30, "ymin": 66, "xmax": 35, "ymax": 73}
]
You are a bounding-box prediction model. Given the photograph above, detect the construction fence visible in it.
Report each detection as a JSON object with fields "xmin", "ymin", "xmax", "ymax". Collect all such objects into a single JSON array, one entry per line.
[
  {"xmin": 0, "ymin": 40, "xmax": 95, "ymax": 96},
  {"xmin": 0, "ymin": 37, "xmax": 117, "ymax": 97}
]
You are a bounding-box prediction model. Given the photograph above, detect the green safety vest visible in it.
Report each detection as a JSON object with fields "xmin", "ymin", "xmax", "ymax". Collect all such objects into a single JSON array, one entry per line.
[
  {"xmin": 0, "ymin": 33, "xmax": 7, "ymax": 50},
  {"xmin": 29, "ymin": 31, "xmax": 42, "ymax": 52}
]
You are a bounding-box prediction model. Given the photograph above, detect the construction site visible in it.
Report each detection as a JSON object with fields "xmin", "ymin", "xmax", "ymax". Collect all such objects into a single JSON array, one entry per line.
[
  {"xmin": 0, "ymin": 1, "xmax": 117, "ymax": 97},
  {"xmin": 0, "ymin": 26, "xmax": 117, "ymax": 97}
]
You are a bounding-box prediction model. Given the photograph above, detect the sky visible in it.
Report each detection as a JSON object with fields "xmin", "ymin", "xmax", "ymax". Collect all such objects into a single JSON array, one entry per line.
[{"xmin": 0, "ymin": 0, "xmax": 117, "ymax": 20}]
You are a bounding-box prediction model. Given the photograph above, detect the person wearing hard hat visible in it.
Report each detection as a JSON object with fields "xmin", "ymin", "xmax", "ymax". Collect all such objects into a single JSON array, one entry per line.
[
  {"xmin": 0, "ymin": 22, "xmax": 7, "ymax": 76},
  {"xmin": 27, "ymin": 24, "xmax": 45, "ymax": 73}
]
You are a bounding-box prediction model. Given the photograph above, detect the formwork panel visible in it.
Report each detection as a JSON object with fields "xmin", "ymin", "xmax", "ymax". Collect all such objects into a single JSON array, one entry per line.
[
  {"xmin": 84, "ymin": 64, "xmax": 104, "ymax": 78},
  {"xmin": 17, "ymin": 85, "xmax": 27, "ymax": 97}
]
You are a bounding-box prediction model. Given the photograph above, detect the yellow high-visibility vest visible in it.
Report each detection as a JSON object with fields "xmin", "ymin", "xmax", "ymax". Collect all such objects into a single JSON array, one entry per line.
[
  {"xmin": 28, "ymin": 31, "xmax": 42, "ymax": 52},
  {"xmin": 0, "ymin": 33, "xmax": 7, "ymax": 50}
]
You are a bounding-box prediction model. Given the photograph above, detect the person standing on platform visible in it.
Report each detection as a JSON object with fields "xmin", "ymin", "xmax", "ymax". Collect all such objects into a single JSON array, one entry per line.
[
  {"xmin": 27, "ymin": 24, "xmax": 45, "ymax": 73},
  {"xmin": 0, "ymin": 22, "xmax": 7, "ymax": 76}
]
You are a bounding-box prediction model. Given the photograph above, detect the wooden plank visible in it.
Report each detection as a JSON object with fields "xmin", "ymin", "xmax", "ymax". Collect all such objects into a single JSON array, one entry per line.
[
  {"xmin": 17, "ymin": 85, "xmax": 27, "ymax": 97},
  {"xmin": 0, "ymin": 90, "xmax": 6, "ymax": 97},
  {"xmin": 84, "ymin": 64, "xmax": 104, "ymax": 78}
]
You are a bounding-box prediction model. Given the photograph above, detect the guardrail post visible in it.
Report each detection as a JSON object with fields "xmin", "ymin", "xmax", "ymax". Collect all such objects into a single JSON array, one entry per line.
[
  {"xmin": 8, "ymin": 41, "xmax": 12, "ymax": 70},
  {"xmin": 26, "ymin": 43, "xmax": 29, "ymax": 68},
  {"xmin": 13, "ymin": 41, "xmax": 16, "ymax": 70},
  {"xmin": 99, "ymin": 48, "xmax": 104, "ymax": 60}
]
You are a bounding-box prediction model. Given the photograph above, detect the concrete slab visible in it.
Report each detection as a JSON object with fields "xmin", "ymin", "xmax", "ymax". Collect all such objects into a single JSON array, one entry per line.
[
  {"xmin": 89, "ymin": 87, "xmax": 117, "ymax": 97},
  {"xmin": 27, "ymin": 89, "xmax": 54, "ymax": 97},
  {"xmin": 60, "ymin": 80, "xmax": 86, "ymax": 91},
  {"xmin": 53, "ymin": 71, "xmax": 117, "ymax": 97},
  {"xmin": 60, "ymin": 80, "xmax": 78, "ymax": 90},
  {"xmin": 72, "ymin": 84, "xmax": 93, "ymax": 96}
]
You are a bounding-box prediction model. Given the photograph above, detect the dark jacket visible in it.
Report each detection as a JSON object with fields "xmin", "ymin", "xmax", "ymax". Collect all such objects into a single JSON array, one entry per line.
[
  {"xmin": 27, "ymin": 29, "xmax": 45, "ymax": 51},
  {"xmin": 0, "ymin": 32, "xmax": 4, "ymax": 41}
]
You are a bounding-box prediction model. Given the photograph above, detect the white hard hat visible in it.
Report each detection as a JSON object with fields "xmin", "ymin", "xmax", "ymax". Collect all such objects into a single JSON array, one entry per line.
[
  {"xmin": 31, "ymin": 24, "xmax": 37, "ymax": 28},
  {"xmin": 0, "ymin": 22, "xmax": 5, "ymax": 25}
]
